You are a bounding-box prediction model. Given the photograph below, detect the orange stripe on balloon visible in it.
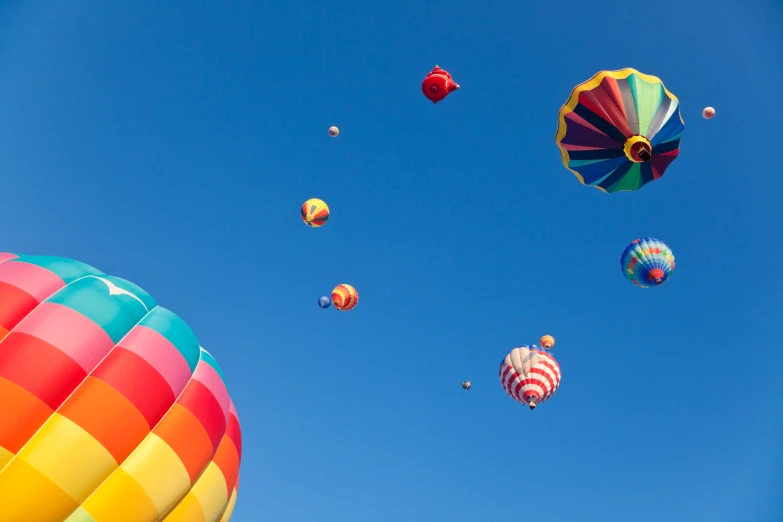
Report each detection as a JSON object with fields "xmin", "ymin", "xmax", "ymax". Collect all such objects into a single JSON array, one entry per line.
[
  {"xmin": 0, "ymin": 377, "xmax": 53, "ymax": 454},
  {"xmin": 59, "ymin": 376, "xmax": 151, "ymax": 463},
  {"xmin": 212, "ymin": 435, "xmax": 240, "ymax": 497},
  {"xmin": 153, "ymin": 404, "xmax": 214, "ymax": 483}
]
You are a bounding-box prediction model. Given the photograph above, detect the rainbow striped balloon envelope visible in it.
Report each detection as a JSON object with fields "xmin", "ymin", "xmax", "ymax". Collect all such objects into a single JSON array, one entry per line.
[
  {"xmin": 0, "ymin": 253, "xmax": 241, "ymax": 522},
  {"xmin": 555, "ymin": 68, "xmax": 685, "ymax": 193}
]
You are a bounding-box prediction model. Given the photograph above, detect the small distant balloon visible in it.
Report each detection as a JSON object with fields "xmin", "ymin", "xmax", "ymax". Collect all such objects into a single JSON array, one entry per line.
[
  {"xmin": 332, "ymin": 284, "xmax": 358, "ymax": 311},
  {"xmin": 620, "ymin": 237, "xmax": 675, "ymax": 288},
  {"xmin": 421, "ymin": 65, "xmax": 460, "ymax": 104},
  {"xmin": 328, "ymin": 126, "xmax": 339, "ymax": 137},
  {"xmin": 540, "ymin": 335, "xmax": 555, "ymax": 349},
  {"xmin": 702, "ymin": 107, "xmax": 715, "ymax": 119},
  {"xmin": 318, "ymin": 296, "xmax": 331, "ymax": 309},
  {"xmin": 462, "ymin": 381, "xmax": 472, "ymax": 390},
  {"xmin": 301, "ymin": 198, "xmax": 330, "ymax": 227}
]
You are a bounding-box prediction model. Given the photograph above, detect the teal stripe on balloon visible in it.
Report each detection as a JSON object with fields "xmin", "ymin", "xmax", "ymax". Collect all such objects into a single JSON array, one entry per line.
[
  {"xmin": 139, "ymin": 308, "xmax": 201, "ymax": 373},
  {"xmin": 46, "ymin": 277, "xmax": 150, "ymax": 344},
  {"xmin": 98, "ymin": 275, "xmax": 158, "ymax": 311},
  {"xmin": 12, "ymin": 254, "xmax": 103, "ymax": 283},
  {"xmin": 199, "ymin": 348, "xmax": 226, "ymax": 383}
]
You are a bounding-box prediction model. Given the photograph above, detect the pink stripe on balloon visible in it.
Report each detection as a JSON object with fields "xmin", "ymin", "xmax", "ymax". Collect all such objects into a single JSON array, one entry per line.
[
  {"xmin": 561, "ymin": 144, "xmax": 606, "ymax": 151},
  {"xmin": 0, "ymin": 261, "xmax": 65, "ymax": 302},
  {"xmin": 229, "ymin": 400, "xmax": 238, "ymax": 417},
  {"xmin": 0, "ymin": 253, "xmax": 19, "ymax": 264},
  {"xmin": 15, "ymin": 302, "xmax": 116, "ymax": 372},
  {"xmin": 193, "ymin": 362, "xmax": 230, "ymax": 422},
  {"xmin": 119, "ymin": 325, "xmax": 192, "ymax": 396}
]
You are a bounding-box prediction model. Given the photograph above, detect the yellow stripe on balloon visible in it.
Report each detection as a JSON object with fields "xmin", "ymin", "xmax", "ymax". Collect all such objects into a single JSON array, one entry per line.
[
  {"xmin": 0, "ymin": 445, "xmax": 13, "ymax": 468},
  {"xmin": 163, "ymin": 493, "xmax": 207, "ymax": 522},
  {"xmin": 164, "ymin": 461, "xmax": 229, "ymax": 522},
  {"xmin": 161, "ymin": 490, "xmax": 207, "ymax": 522},
  {"xmin": 17, "ymin": 413, "xmax": 117, "ymax": 501},
  {"xmin": 191, "ymin": 461, "xmax": 230, "ymax": 521},
  {"xmin": 80, "ymin": 468, "xmax": 159, "ymax": 521},
  {"xmin": 64, "ymin": 507, "xmax": 97, "ymax": 522},
  {"xmin": 120, "ymin": 433, "xmax": 191, "ymax": 516},
  {"xmin": 219, "ymin": 487, "xmax": 238, "ymax": 522},
  {"xmin": 0, "ymin": 458, "xmax": 78, "ymax": 521}
]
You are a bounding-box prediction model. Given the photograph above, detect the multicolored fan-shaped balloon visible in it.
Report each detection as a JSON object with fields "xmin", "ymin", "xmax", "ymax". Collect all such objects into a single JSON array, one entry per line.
[
  {"xmin": 620, "ymin": 238, "xmax": 675, "ymax": 288},
  {"xmin": 301, "ymin": 198, "xmax": 330, "ymax": 227},
  {"xmin": 0, "ymin": 253, "xmax": 241, "ymax": 521},
  {"xmin": 556, "ymin": 68, "xmax": 685, "ymax": 193},
  {"xmin": 499, "ymin": 345, "xmax": 561, "ymax": 411},
  {"xmin": 331, "ymin": 284, "xmax": 358, "ymax": 311}
]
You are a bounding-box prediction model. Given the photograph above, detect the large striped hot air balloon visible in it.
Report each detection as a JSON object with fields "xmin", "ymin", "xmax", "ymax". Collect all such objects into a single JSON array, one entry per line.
[
  {"xmin": 555, "ymin": 68, "xmax": 685, "ymax": 193},
  {"xmin": 499, "ymin": 345, "xmax": 561, "ymax": 411},
  {"xmin": 0, "ymin": 253, "xmax": 242, "ymax": 522}
]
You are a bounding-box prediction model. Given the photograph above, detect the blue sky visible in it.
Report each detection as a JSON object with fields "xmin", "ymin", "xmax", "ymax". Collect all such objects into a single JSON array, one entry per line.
[{"xmin": 1, "ymin": 0, "xmax": 782, "ymax": 520}]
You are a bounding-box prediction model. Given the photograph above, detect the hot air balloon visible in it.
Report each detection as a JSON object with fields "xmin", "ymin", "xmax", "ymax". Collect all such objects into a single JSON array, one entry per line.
[
  {"xmin": 421, "ymin": 65, "xmax": 460, "ymax": 104},
  {"xmin": 318, "ymin": 296, "xmax": 331, "ymax": 309},
  {"xmin": 301, "ymin": 198, "xmax": 330, "ymax": 228},
  {"xmin": 0, "ymin": 253, "xmax": 242, "ymax": 522},
  {"xmin": 328, "ymin": 126, "xmax": 339, "ymax": 137},
  {"xmin": 461, "ymin": 381, "xmax": 472, "ymax": 390},
  {"xmin": 555, "ymin": 68, "xmax": 685, "ymax": 193},
  {"xmin": 331, "ymin": 284, "xmax": 358, "ymax": 311},
  {"xmin": 500, "ymin": 344, "xmax": 561, "ymax": 411},
  {"xmin": 620, "ymin": 238, "xmax": 675, "ymax": 288},
  {"xmin": 702, "ymin": 107, "xmax": 715, "ymax": 119},
  {"xmin": 540, "ymin": 335, "xmax": 555, "ymax": 349}
]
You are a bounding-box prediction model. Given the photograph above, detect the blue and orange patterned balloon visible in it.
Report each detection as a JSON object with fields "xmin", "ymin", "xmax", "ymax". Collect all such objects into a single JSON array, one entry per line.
[
  {"xmin": 620, "ymin": 238, "xmax": 675, "ymax": 288},
  {"xmin": 0, "ymin": 253, "xmax": 241, "ymax": 522}
]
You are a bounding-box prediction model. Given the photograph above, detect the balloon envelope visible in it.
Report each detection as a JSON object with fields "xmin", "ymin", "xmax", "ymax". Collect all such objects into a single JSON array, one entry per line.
[
  {"xmin": 0, "ymin": 253, "xmax": 242, "ymax": 521},
  {"xmin": 318, "ymin": 296, "xmax": 331, "ymax": 308},
  {"xmin": 421, "ymin": 65, "xmax": 460, "ymax": 104},
  {"xmin": 500, "ymin": 345, "xmax": 561, "ymax": 410},
  {"xmin": 556, "ymin": 68, "xmax": 685, "ymax": 193},
  {"xmin": 301, "ymin": 198, "xmax": 330, "ymax": 227},
  {"xmin": 620, "ymin": 237, "xmax": 675, "ymax": 288},
  {"xmin": 332, "ymin": 284, "xmax": 358, "ymax": 311}
]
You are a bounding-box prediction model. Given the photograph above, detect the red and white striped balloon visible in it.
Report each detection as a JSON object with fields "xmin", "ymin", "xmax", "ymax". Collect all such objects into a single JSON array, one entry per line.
[{"xmin": 499, "ymin": 345, "xmax": 561, "ymax": 410}]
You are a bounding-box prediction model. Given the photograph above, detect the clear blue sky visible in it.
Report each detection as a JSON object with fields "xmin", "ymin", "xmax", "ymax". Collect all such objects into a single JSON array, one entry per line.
[{"xmin": 1, "ymin": 1, "xmax": 781, "ymax": 520}]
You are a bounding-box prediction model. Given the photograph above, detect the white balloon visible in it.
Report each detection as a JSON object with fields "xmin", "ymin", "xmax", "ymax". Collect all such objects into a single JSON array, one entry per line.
[
  {"xmin": 328, "ymin": 126, "xmax": 339, "ymax": 137},
  {"xmin": 702, "ymin": 107, "xmax": 715, "ymax": 119}
]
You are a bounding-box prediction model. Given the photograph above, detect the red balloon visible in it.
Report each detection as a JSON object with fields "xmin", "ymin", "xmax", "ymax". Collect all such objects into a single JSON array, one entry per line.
[{"xmin": 421, "ymin": 65, "xmax": 460, "ymax": 104}]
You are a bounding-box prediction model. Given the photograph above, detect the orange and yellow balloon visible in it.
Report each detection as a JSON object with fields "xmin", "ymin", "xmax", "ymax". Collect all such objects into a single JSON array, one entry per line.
[
  {"xmin": 331, "ymin": 284, "xmax": 358, "ymax": 311},
  {"xmin": 301, "ymin": 198, "xmax": 330, "ymax": 228},
  {"xmin": 540, "ymin": 335, "xmax": 555, "ymax": 349}
]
